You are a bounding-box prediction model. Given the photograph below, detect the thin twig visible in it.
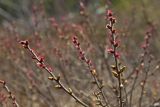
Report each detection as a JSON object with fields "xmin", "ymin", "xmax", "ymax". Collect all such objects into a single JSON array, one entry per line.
[
  {"xmin": 72, "ymin": 36, "xmax": 110, "ymax": 107},
  {"xmin": 20, "ymin": 40, "xmax": 89, "ymax": 107},
  {"xmin": 0, "ymin": 80, "xmax": 19, "ymax": 107}
]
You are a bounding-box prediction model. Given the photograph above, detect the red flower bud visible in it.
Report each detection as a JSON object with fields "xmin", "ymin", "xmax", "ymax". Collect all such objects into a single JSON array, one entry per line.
[
  {"xmin": 114, "ymin": 41, "xmax": 119, "ymax": 47},
  {"xmin": 107, "ymin": 48, "xmax": 114, "ymax": 54},
  {"xmin": 115, "ymin": 52, "xmax": 120, "ymax": 59},
  {"xmin": 112, "ymin": 29, "xmax": 116, "ymax": 34},
  {"xmin": 141, "ymin": 44, "xmax": 147, "ymax": 49},
  {"xmin": 37, "ymin": 62, "xmax": 45, "ymax": 68},
  {"xmin": 107, "ymin": 10, "xmax": 113, "ymax": 17},
  {"xmin": 106, "ymin": 24, "xmax": 111, "ymax": 29},
  {"xmin": 80, "ymin": 55, "xmax": 85, "ymax": 60},
  {"xmin": 39, "ymin": 56, "xmax": 45, "ymax": 63},
  {"xmin": 20, "ymin": 40, "xmax": 29, "ymax": 48}
]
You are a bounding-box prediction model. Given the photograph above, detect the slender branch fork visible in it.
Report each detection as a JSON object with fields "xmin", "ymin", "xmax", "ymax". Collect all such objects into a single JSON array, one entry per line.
[
  {"xmin": 129, "ymin": 29, "xmax": 153, "ymax": 107},
  {"xmin": 0, "ymin": 80, "xmax": 19, "ymax": 107},
  {"xmin": 78, "ymin": 3, "xmax": 111, "ymax": 106},
  {"xmin": 72, "ymin": 36, "xmax": 110, "ymax": 107},
  {"xmin": 139, "ymin": 54, "xmax": 152, "ymax": 107},
  {"xmin": 19, "ymin": 40, "xmax": 89, "ymax": 107}
]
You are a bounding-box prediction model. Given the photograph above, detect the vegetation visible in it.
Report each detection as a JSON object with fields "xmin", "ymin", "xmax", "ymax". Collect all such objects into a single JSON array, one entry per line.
[{"xmin": 0, "ymin": 0, "xmax": 160, "ymax": 107}]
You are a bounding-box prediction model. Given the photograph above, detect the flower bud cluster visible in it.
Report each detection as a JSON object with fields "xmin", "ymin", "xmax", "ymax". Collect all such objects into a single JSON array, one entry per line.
[
  {"xmin": 106, "ymin": 10, "xmax": 120, "ymax": 59},
  {"xmin": 72, "ymin": 36, "xmax": 93, "ymax": 67}
]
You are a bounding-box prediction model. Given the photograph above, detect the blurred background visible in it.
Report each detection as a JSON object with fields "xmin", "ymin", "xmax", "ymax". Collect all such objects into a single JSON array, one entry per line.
[{"xmin": 0, "ymin": 0, "xmax": 160, "ymax": 107}]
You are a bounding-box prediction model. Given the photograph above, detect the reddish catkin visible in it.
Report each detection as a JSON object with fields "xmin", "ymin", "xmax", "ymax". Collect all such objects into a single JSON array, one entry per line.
[
  {"xmin": 106, "ymin": 10, "xmax": 125, "ymax": 107},
  {"xmin": 72, "ymin": 35, "xmax": 110, "ymax": 107},
  {"xmin": 0, "ymin": 80, "xmax": 19, "ymax": 107}
]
